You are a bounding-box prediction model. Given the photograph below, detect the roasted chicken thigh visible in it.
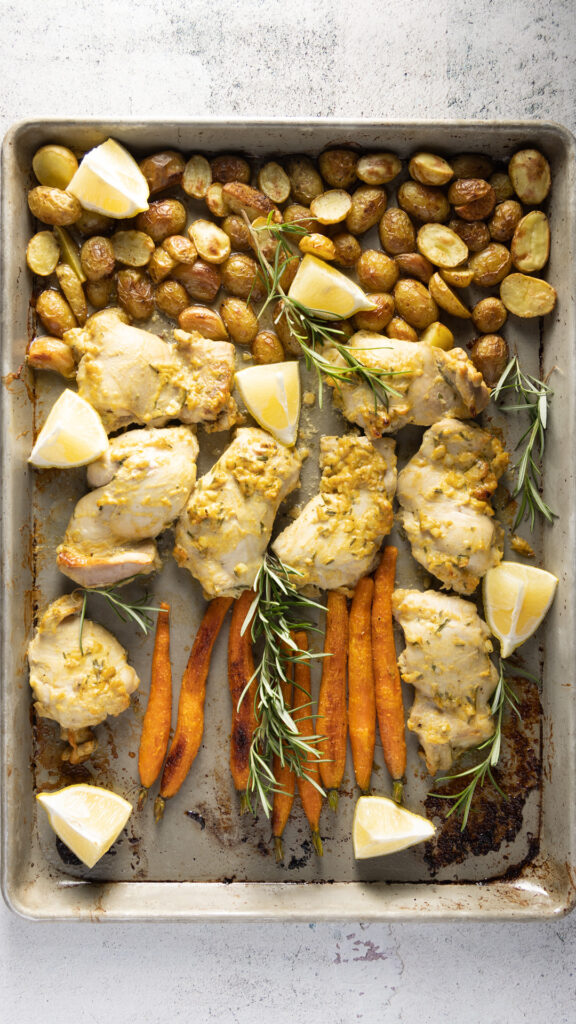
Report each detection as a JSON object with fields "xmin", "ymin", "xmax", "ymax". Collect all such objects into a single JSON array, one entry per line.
[
  {"xmin": 174, "ymin": 427, "xmax": 301, "ymax": 598},
  {"xmin": 57, "ymin": 426, "xmax": 199, "ymax": 588},
  {"xmin": 397, "ymin": 417, "xmax": 508, "ymax": 595},
  {"xmin": 322, "ymin": 332, "xmax": 490, "ymax": 437},
  {"xmin": 28, "ymin": 593, "xmax": 140, "ymax": 759},
  {"xmin": 393, "ymin": 588, "xmax": 499, "ymax": 774},
  {"xmin": 272, "ymin": 435, "xmax": 396, "ymax": 591},
  {"xmin": 30, "ymin": 308, "xmax": 239, "ymax": 433}
]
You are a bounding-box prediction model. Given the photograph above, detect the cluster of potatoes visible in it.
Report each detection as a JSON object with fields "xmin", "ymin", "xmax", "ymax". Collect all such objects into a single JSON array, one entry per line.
[{"xmin": 26, "ymin": 141, "xmax": 555, "ymax": 389}]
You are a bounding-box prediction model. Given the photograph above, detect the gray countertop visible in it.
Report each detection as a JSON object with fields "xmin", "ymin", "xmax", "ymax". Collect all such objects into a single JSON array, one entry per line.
[{"xmin": 1, "ymin": 1, "xmax": 575, "ymax": 1021}]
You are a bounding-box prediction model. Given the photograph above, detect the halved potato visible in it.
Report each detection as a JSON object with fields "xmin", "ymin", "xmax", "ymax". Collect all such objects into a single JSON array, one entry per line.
[
  {"xmin": 299, "ymin": 233, "xmax": 336, "ymax": 260},
  {"xmin": 409, "ymin": 152, "xmax": 453, "ymax": 186},
  {"xmin": 508, "ymin": 149, "xmax": 551, "ymax": 204},
  {"xmin": 112, "ymin": 230, "xmax": 155, "ymax": 267},
  {"xmin": 500, "ymin": 274, "xmax": 557, "ymax": 317},
  {"xmin": 258, "ymin": 162, "xmax": 291, "ymax": 203},
  {"xmin": 420, "ymin": 321, "xmax": 454, "ymax": 350},
  {"xmin": 188, "ymin": 219, "xmax": 231, "ymax": 264},
  {"xmin": 182, "ymin": 155, "xmax": 212, "ymax": 199},
  {"xmin": 428, "ymin": 273, "xmax": 471, "ymax": 318},
  {"xmin": 510, "ymin": 210, "xmax": 550, "ymax": 272},
  {"xmin": 26, "ymin": 231, "xmax": 60, "ymax": 276},
  {"xmin": 417, "ymin": 223, "xmax": 468, "ymax": 268},
  {"xmin": 310, "ymin": 189, "xmax": 352, "ymax": 225},
  {"xmin": 440, "ymin": 266, "xmax": 474, "ymax": 288}
]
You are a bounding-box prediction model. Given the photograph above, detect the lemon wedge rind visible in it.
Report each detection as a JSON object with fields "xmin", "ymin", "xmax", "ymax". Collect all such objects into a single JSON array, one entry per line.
[
  {"xmin": 235, "ymin": 361, "xmax": 301, "ymax": 446},
  {"xmin": 483, "ymin": 561, "xmax": 558, "ymax": 658},
  {"xmin": 288, "ymin": 254, "xmax": 376, "ymax": 320},
  {"xmin": 29, "ymin": 389, "xmax": 109, "ymax": 468},
  {"xmin": 352, "ymin": 795, "xmax": 435, "ymax": 859},
  {"xmin": 36, "ymin": 784, "xmax": 133, "ymax": 869},
  {"xmin": 67, "ymin": 138, "xmax": 149, "ymax": 219}
]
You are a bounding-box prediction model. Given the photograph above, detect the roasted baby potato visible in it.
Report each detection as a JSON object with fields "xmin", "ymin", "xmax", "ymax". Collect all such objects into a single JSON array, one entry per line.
[
  {"xmin": 28, "ymin": 186, "xmax": 81, "ymax": 226},
  {"xmin": 139, "ymin": 150, "xmax": 184, "ymax": 193},
  {"xmin": 470, "ymin": 334, "xmax": 509, "ymax": 386}
]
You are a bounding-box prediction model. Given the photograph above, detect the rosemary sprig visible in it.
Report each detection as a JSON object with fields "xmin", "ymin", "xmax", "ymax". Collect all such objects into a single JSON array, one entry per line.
[
  {"xmin": 240, "ymin": 553, "xmax": 326, "ymax": 817},
  {"xmin": 79, "ymin": 587, "xmax": 161, "ymax": 654},
  {"xmin": 491, "ymin": 355, "xmax": 556, "ymax": 530},
  {"xmin": 248, "ymin": 214, "xmax": 402, "ymax": 410},
  {"xmin": 430, "ymin": 658, "xmax": 528, "ymax": 830}
]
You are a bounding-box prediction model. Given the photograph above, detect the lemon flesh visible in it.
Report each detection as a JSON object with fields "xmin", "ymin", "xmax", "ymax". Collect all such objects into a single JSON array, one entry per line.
[
  {"xmin": 483, "ymin": 561, "xmax": 558, "ymax": 658},
  {"xmin": 29, "ymin": 389, "xmax": 109, "ymax": 468},
  {"xmin": 288, "ymin": 254, "xmax": 376, "ymax": 320},
  {"xmin": 235, "ymin": 361, "xmax": 300, "ymax": 446},
  {"xmin": 36, "ymin": 784, "xmax": 132, "ymax": 869},
  {"xmin": 67, "ymin": 138, "xmax": 149, "ymax": 218},
  {"xmin": 353, "ymin": 795, "xmax": 435, "ymax": 859}
]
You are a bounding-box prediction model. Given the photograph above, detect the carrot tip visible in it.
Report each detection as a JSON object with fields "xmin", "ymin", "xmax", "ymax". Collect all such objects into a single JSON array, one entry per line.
[
  {"xmin": 312, "ymin": 830, "xmax": 324, "ymax": 857},
  {"xmin": 154, "ymin": 795, "xmax": 166, "ymax": 823},
  {"xmin": 392, "ymin": 779, "xmax": 404, "ymax": 805},
  {"xmin": 274, "ymin": 836, "xmax": 284, "ymax": 863},
  {"xmin": 328, "ymin": 789, "xmax": 339, "ymax": 812},
  {"xmin": 137, "ymin": 787, "xmax": 148, "ymax": 811},
  {"xmin": 240, "ymin": 791, "xmax": 251, "ymax": 815},
  {"xmin": 360, "ymin": 786, "xmax": 372, "ymax": 797}
]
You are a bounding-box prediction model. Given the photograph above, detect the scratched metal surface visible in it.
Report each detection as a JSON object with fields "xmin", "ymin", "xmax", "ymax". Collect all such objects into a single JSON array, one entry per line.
[{"xmin": 1, "ymin": 120, "xmax": 575, "ymax": 919}]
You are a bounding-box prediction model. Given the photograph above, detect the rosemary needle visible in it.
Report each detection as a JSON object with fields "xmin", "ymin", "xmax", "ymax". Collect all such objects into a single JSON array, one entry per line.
[
  {"xmin": 491, "ymin": 355, "xmax": 556, "ymax": 531},
  {"xmin": 78, "ymin": 587, "xmax": 161, "ymax": 654},
  {"xmin": 247, "ymin": 214, "xmax": 402, "ymax": 410},
  {"xmin": 240, "ymin": 554, "xmax": 326, "ymax": 817}
]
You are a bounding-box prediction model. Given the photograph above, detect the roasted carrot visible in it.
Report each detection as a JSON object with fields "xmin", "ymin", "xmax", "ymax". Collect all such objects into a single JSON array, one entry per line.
[
  {"xmin": 292, "ymin": 630, "xmax": 323, "ymax": 856},
  {"xmin": 271, "ymin": 661, "xmax": 296, "ymax": 863},
  {"xmin": 348, "ymin": 577, "xmax": 376, "ymax": 794},
  {"xmin": 138, "ymin": 601, "xmax": 172, "ymax": 809},
  {"xmin": 155, "ymin": 596, "xmax": 233, "ymax": 821},
  {"xmin": 372, "ymin": 547, "xmax": 406, "ymax": 804},
  {"xmin": 318, "ymin": 591, "xmax": 349, "ymax": 811},
  {"xmin": 228, "ymin": 590, "xmax": 259, "ymax": 811}
]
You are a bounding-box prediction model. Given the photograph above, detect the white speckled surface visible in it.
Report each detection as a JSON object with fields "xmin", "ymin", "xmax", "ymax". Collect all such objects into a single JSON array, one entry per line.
[{"xmin": 2, "ymin": 0, "xmax": 576, "ymax": 1020}]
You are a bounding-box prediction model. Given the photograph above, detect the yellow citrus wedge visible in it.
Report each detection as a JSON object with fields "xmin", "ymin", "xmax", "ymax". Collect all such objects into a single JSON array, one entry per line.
[
  {"xmin": 235, "ymin": 361, "xmax": 300, "ymax": 446},
  {"xmin": 29, "ymin": 389, "xmax": 109, "ymax": 468},
  {"xmin": 288, "ymin": 253, "xmax": 376, "ymax": 320},
  {"xmin": 353, "ymin": 795, "xmax": 435, "ymax": 859},
  {"xmin": 36, "ymin": 784, "xmax": 132, "ymax": 869},
  {"xmin": 483, "ymin": 561, "xmax": 558, "ymax": 658},
  {"xmin": 67, "ymin": 138, "xmax": 149, "ymax": 218}
]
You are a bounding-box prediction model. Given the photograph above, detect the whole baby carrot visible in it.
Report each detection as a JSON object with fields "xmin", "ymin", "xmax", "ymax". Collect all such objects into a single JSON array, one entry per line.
[
  {"xmin": 155, "ymin": 596, "xmax": 233, "ymax": 821},
  {"xmin": 228, "ymin": 590, "xmax": 259, "ymax": 810},
  {"xmin": 318, "ymin": 592, "xmax": 349, "ymax": 811},
  {"xmin": 271, "ymin": 664, "xmax": 296, "ymax": 862},
  {"xmin": 138, "ymin": 601, "xmax": 172, "ymax": 809},
  {"xmin": 372, "ymin": 547, "xmax": 406, "ymax": 804},
  {"xmin": 292, "ymin": 631, "xmax": 323, "ymax": 856},
  {"xmin": 348, "ymin": 577, "xmax": 376, "ymax": 794}
]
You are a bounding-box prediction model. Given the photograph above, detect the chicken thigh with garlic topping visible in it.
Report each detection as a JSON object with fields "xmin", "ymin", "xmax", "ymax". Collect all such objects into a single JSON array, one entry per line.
[
  {"xmin": 272, "ymin": 435, "xmax": 396, "ymax": 591},
  {"xmin": 393, "ymin": 588, "xmax": 499, "ymax": 775},
  {"xmin": 397, "ymin": 417, "xmax": 508, "ymax": 595},
  {"xmin": 57, "ymin": 426, "xmax": 199, "ymax": 588},
  {"xmin": 28, "ymin": 593, "xmax": 140, "ymax": 759},
  {"xmin": 322, "ymin": 332, "xmax": 490, "ymax": 438},
  {"xmin": 29, "ymin": 308, "xmax": 239, "ymax": 433},
  {"xmin": 174, "ymin": 427, "xmax": 301, "ymax": 598}
]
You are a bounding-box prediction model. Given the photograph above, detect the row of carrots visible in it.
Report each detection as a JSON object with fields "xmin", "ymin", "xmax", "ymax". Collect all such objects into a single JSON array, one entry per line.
[{"xmin": 137, "ymin": 546, "xmax": 406, "ymax": 859}]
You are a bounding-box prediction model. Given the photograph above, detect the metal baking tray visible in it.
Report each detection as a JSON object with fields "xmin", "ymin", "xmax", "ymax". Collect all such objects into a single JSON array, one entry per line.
[{"xmin": 2, "ymin": 119, "xmax": 575, "ymax": 921}]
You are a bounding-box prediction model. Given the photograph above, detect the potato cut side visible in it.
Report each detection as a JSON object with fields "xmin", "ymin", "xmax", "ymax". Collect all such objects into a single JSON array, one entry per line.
[
  {"xmin": 417, "ymin": 223, "xmax": 468, "ymax": 268},
  {"xmin": 188, "ymin": 219, "xmax": 231, "ymax": 264},
  {"xmin": 500, "ymin": 273, "xmax": 557, "ymax": 317},
  {"xmin": 511, "ymin": 211, "xmax": 550, "ymax": 273},
  {"xmin": 310, "ymin": 189, "xmax": 353, "ymax": 225},
  {"xmin": 26, "ymin": 231, "xmax": 60, "ymax": 276},
  {"xmin": 258, "ymin": 162, "xmax": 291, "ymax": 204},
  {"xmin": 428, "ymin": 272, "xmax": 471, "ymax": 318},
  {"xmin": 182, "ymin": 155, "xmax": 212, "ymax": 199}
]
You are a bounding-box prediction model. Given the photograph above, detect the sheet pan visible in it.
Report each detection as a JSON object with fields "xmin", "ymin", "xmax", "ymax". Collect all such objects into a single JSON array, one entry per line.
[{"xmin": 1, "ymin": 119, "xmax": 575, "ymax": 920}]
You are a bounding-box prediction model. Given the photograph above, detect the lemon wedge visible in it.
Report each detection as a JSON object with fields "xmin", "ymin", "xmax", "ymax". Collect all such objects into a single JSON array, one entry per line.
[
  {"xmin": 353, "ymin": 795, "xmax": 435, "ymax": 859},
  {"xmin": 483, "ymin": 561, "xmax": 558, "ymax": 658},
  {"xmin": 288, "ymin": 254, "xmax": 376, "ymax": 320},
  {"xmin": 67, "ymin": 138, "xmax": 149, "ymax": 218},
  {"xmin": 36, "ymin": 784, "xmax": 132, "ymax": 869},
  {"xmin": 235, "ymin": 361, "xmax": 300, "ymax": 446},
  {"xmin": 29, "ymin": 389, "xmax": 109, "ymax": 468}
]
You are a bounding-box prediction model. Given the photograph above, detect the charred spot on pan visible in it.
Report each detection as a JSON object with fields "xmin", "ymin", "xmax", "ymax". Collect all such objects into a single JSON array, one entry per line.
[
  {"xmin": 287, "ymin": 839, "xmax": 314, "ymax": 869},
  {"xmin": 185, "ymin": 809, "xmax": 206, "ymax": 830},
  {"xmin": 55, "ymin": 836, "xmax": 82, "ymax": 866},
  {"xmin": 424, "ymin": 675, "xmax": 541, "ymax": 874}
]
